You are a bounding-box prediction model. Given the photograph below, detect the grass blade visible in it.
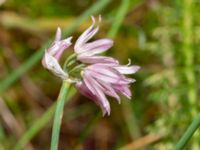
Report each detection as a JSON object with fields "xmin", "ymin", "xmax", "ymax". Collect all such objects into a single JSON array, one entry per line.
[
  {"xmin": 174, "ymin": 113, "xmax": 200, "ymax": 150},
  {"xmin": 108, "ymin": 0, "xmax": 130, "ymax": 38}
]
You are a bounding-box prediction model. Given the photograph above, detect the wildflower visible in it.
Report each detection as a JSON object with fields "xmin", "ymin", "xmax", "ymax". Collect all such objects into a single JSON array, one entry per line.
[
  {"xmin": 42, "ymin": 27, "xmax": 72, "ymax": 79},
  {"xmin": 74, "ymin": 16, "xmax": 118, "ymax": 64},
  {"xmin": 42, "ymin": 16, "xmax": 140, "ymax": 116},
  {"xmin": 76, "ymin": 63, "xmax": 140, "ymax": 116}
]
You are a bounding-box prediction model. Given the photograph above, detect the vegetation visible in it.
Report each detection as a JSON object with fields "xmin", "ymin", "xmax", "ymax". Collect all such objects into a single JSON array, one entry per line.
[{"xmin": 0, "ymin": 0, "xmax": 199, "ymax": 149}]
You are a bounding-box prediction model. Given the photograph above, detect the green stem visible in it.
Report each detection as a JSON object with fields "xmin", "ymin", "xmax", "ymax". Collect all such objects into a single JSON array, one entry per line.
[
  {"xmin": 50, "ymin": 81, "xmax": 71, "ymax": 150},
  {"xmin": 183, "ymin": 0, "xmax": 196, "ymax": 110},
  {"xmin": 182, "ymin": 0, "xmax": 199, "ymax": 148},
  {"xmin": 174, "ymin": 113, "xmax": 200, "ymax": 150}
]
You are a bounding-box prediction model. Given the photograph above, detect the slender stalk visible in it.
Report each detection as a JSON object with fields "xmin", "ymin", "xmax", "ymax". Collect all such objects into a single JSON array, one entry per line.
[
  {"xmin": 182, "ymin": 0, "xmax": 199, "ymax": 148},
  {"xmin": 174, "ymin": 113, "xmax": 200, "ymax": 150},
  {"xmin": 182, "ymin": 0, "xmax": 196, "ymax": 112},
  {"xmin": 50, "ymin": 81, "xmax": 71, "ymax": 150}
]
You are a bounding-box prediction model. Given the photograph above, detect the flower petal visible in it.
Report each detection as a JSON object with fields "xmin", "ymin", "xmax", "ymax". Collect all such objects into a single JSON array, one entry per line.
[
  {"xmin": 78, "ymin": 56, "xmax": 119, "ymax": 64},
  {"xmin": 113, "ymin": 84, "xmax": 132, "ymax": 99},
  {"xmin": 86, "ymin": 69, "xmax": 129, "ymax": 85},
  {"xmin": 88, "ymin": 76, "xmax": 111, "ymax": 116},
  {"xmin": 114, "ymin": 65, "xmax": 140, "ymax": 74},
  {"xmin": 83, "ymin": 71, "xmax": 97, "ymax": 95},
  {"xmin": 74, "ymin": 17, "xmax": 99, "ymax": 53},
  {"xmin": 88, "ymin": 65, "xmax": 132, "ymax": 83},
  {"xmin": 76, "ymin": 81, "xmax": 97, "ymax": 100},
  {"xmin": 54, "ymin": 37, "xmax": 73, "ymax": 60},
  {"xmin": 76, "ymin": 81, "xmax": 110, "ymax": 116},
  {"xmin": 79, "ymin": 39, "xmax": 113, "ymax": 56},
  {"xmin": 88, "ymin": 64, "xmax": 121, "ymax": 78},
  {"xmin": 55, "ymin": 27, "xmax": 61, "ymax": 41},
  {"xmin": 85, "ymin": 73, "xmax": 120, "ymax": 102},
  {"xmin": 42, "ymin": 52, "xmax": 68, "ymax": 79},
  {"xmin": 98, "ymin": 81, "xmax": 120, "ymax": 103}
]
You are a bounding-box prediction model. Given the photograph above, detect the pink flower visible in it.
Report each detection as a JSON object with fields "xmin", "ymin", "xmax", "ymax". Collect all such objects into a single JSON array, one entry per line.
[
  {"xmin": 76, "ymin": 63, "xmax": 140, "ymax": 116},
  {"xmin": 74, "ymin": 16, "xmax": 118, "ymax": 64},
  {"xmin": 42, "ymin": 27, "xmax": 72, "ymax": 79},
  {"xmin": 41, "ymin": 16, "xmax": 140, "ymax": 116}
]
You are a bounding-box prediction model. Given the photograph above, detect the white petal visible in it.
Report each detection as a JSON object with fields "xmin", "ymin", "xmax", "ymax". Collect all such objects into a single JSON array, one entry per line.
[
  {"xmin": 55, "ymin": 27, "xmax": 61, "ymax": 41},
  {"xmin": 42, "ymin": 52, "xmax": 68, "ymax": 80},
  {"xmin": 114, "ymin": 65, "xmax": 140, "ymax": 74}
]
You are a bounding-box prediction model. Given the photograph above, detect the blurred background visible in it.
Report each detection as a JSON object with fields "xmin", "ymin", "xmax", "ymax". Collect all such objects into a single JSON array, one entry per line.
[{"xmin": 0, "ymin": 0, "xmax": 200, "ymax": 149}]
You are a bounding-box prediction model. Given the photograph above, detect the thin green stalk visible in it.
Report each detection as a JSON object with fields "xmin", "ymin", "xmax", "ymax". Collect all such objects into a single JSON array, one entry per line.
[
  {"xmin": 182, "ymin": 0, "xmax": 196, "ymax": 111},
  {"xmin": 50, "ymin": 81, "xmax": 71, "ymax": 150},
  {"xmin": 0, "ymin": 0, "xmax": 111, "ymax": 95},
  {"xmin": 182, "ymin": 0, "xmax": 199, "ymax": 148},
  {"xmin": 13, "ymin": 88, "xmax": 76, "ymax": 150},
  {"xmin": 174, "ymin": 113, "xmax": 200, "ymax": 150},
  {"xmin": 107, "ymin": 0, "xmax": 129, "ymax": 38}
]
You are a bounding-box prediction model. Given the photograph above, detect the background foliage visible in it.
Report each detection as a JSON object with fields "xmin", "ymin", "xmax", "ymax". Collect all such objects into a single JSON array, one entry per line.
[{"xmin": 0, "ymin": 0, "xmax": 199, "ymax": 149}]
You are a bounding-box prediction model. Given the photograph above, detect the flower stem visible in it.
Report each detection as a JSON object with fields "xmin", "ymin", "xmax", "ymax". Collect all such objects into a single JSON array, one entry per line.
[
  {"xmin": 174, "ymin": 113, "xmax": 200, "ymax": 150},
  {"xmin": 50, "ymin": 81, "xmax": 71, "ymax": 150}
]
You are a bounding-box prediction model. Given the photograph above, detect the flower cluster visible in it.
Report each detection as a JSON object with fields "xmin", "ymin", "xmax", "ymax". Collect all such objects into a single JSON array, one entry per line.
[{"xmin": 42, "ymin": 16, "xmax": 140, "ymax": 116}]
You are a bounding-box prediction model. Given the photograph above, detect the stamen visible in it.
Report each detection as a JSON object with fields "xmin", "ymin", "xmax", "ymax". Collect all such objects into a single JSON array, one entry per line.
[
  {"xmin": 127, "ymin": 58, "xmax": 131, "ymax": 66},
  {"xmin": 98, "ymin": 14, "xmax": 102, "ymax": 22}
]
